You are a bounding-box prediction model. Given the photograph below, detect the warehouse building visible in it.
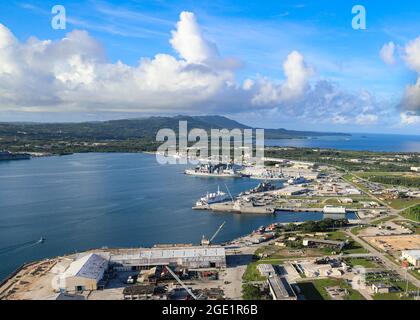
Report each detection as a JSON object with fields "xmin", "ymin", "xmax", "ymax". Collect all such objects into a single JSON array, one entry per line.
[
  {"xmin": 276, "ymin": 186, "xmax": 309, "ymax": 196},
  {"xmin": 51, "ymin": 253, "xmax": 109, "ymax": 292},
  {"xmin": 110, "ymin": 246, "xmax": 226, "ymax": 271},
  {"xmin": 257, "ymin": 264, "xmax": 276, "ymax": 277},
  {"xmin": 401, "ymin": 250, "xmax": 420, "ymax": 267},
  {"xmin": 267, "ymin": 276, "xmax": 297, "ymax": 300}
]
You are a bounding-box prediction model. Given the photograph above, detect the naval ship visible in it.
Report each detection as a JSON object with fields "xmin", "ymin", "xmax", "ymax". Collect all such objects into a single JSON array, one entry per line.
[
  {"xmin": 195, "ymin": 186, "xmax": 231, "ymax": 207},
  {"xmin": 185, "ymin": 163, "xmax": 242, "ymax": 178}
]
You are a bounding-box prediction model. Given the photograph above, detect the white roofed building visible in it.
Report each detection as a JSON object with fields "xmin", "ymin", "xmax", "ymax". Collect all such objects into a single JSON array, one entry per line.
[
  {"xmin": 257, "ymin": 264, "xmax": 276, "ymax": 277},
  {"xmin": 401, "ymin": 250, "xmax": 420, "ymax": 267},
  {"xmin": 110, "ymin": 246, "xmax": 226, "ymax": 270},
  {"xmin": 51, "ymin": 253, "xmax": 109, "ymax": 293}
]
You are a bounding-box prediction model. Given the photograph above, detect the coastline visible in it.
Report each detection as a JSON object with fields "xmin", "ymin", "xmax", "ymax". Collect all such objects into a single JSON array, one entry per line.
[{"xmin": 0, "ymin": 209, "xmax": 360, "ymax": 284}]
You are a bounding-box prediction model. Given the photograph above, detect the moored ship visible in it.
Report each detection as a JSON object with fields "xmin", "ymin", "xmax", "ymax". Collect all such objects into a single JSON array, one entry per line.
[
  {"xmin": 185, "ymin": 163, "xmax": 242, "ymax": 178},
  {"xmin": 239, "ymin": 182, "xmax": 277, "ymax": 196},
  {"xmin": 195, "ymin": 186, "xmax": 231, "ymax": 207}
]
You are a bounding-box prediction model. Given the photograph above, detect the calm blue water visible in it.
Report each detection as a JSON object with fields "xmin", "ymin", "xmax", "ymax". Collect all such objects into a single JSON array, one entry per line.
[
  {"xmin": 0, "ymin": 153, "xmax": 355, "ymax": 281},
  {"xmin": 265, "ymin": 133, "xmax": 420, "ymax": 152}
]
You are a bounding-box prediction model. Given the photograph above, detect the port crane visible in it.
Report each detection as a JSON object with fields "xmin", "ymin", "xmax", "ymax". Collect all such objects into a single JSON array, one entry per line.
[
  {"xmin": 201, "ymin": 221, "xmax": 226, "ymax": 246},
  {"xmin": 165, "ymin": 266, "xmax": 200, "ymax": 300},
  {"xmin": 224, "ymin": 184, "xmax": 234, "ymax": 201}
]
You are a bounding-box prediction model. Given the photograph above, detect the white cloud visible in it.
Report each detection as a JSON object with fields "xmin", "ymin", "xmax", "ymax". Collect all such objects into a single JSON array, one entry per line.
[
  {"xmin": 170, "ymin": 11, "xmax": 219, "ymax": 64},
  {"xmin": 400, "ymin": 36, "xmax": 420, "ymax": 115},
  {"xmin": 252, "ymin": 51, "xmax": 313, "ymax": 105},
  {"xmin": 0, "ymin": 11, "xmax": 383, "ymax": 127},
  {"xmin": 405, "ymin": 36, "xmax": 420, "ymax": 72},
  {"xmin": 356, "ymin": 113, "xmax": 378, "ymax": 125},
  {"xmin": 281, "ymin": 51, "xmax": 314, "ymax": 100},
  {"xmin": 400, "ymin": 111, "xmax": 420, "ymax": 125},
  {"xmin": 379, "ymin": 41, "xmax": 396, "ymax": 65}
]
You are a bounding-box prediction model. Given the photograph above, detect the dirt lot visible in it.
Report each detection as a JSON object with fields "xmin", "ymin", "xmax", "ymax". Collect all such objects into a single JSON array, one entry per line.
[
  {"xmin": 358, "ymin": 222, "xmax": 413, "ymax": 237},
  {"xmin": 0, "ymin": 259, "xmax": 58, "ymax": 300},
  {"xmin": 363, "ymin": 235, "xmax": 420, "ymax": 252}
]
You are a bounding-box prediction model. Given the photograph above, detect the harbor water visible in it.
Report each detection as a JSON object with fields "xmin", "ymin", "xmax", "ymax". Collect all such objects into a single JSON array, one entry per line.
[{"xmin": 0, "ymin": 153, "xmax": 355, "ymax": 280}]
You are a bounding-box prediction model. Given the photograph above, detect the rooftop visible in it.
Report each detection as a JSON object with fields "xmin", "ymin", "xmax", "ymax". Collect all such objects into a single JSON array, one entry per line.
[
  {"xmin": 110, "ymin": 246, "xmax": 226, "ymax": 261},
  {"xmin": 63, "ymin": 253, "xmax": 108, "ymax": 280},
  {"xmin": 268, "ymin": 276, "xmax": 296, "ymax": 300},
  {"xmin": 402, "ymin": 249, "xmax": 420, "ymax": 259},
  {"xmin": 257, "ymin": 264, "xmax": 275, "ymax": 274}
]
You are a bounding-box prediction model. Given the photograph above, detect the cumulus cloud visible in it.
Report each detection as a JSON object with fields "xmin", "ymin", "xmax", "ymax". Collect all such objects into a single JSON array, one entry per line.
[
  {"xmin": 405, "ymin": 37, "xmax": 420, "ymax": 72},
  {"xmin": 170, "ymin": 11, "xmax": 219, "ymax": 64},
  {"xmin": 379, "ymin": 41, "xmax": 396, "ymax": 65},
  {"xmin": 0, "ymin": 11, "xmax": 383, "ymax": 126},
  {"xmin": 399, "ymin": 36, "xmax": 420, "ymax": 116},
  {"xmin": 400, "ymin": 111, "xmax": 420, "ymax": 125},
  {"xmin": 0, "ymin": 13, "xmax": 238, "ymax": 113},
  {"xmin": 268, "ymin": 80, "xmax": 385, "ymax": 126},
  {"xmin": 251, "ymin": 51, "xmax": 313, "ymax": 106}
]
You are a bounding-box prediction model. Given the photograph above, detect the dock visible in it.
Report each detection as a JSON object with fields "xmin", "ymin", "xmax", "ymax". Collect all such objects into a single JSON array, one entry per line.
[{"xmin": 194, "ymin": 202, "xmax": 275, "ymax": 214}]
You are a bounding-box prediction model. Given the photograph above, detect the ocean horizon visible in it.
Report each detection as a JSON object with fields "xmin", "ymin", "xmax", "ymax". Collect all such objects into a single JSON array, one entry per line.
[{"xmin": 265, "ymin": 133, "xmax": 420, "ymax": 152}]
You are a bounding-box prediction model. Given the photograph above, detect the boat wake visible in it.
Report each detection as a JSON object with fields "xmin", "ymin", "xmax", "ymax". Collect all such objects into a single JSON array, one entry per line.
[{"xmin": 0, "ymin": 238, "xmax": 45, "ymax": 255}]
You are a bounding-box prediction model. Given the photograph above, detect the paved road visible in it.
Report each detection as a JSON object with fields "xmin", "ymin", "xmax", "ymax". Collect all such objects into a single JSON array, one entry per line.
[{"xmin": 345, "ymin": 229, "xmax": 420, "ymax": 288}]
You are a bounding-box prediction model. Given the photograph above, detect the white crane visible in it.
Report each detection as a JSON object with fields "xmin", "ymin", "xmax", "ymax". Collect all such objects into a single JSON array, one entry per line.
[
  {"xmin": 201, "ymin": 221, "xmax": 226, "ymax": 246},
  {"xmin": 224, "ymin": 184, "xmax": 234, "ymax": 201},
  {"xmin": 165, "ymin": 266, "xmax": 199, "ymax": 300}
]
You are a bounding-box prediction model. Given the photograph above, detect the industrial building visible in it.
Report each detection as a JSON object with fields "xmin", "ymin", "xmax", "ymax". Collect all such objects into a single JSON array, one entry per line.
[
  {"xmin": 323, "ymin": 205, "xmax": 347, "ymax": 214},
  {"xmin": 401, "ymin": 250, "xmax": 420, "ymax": 267},
  {"xmin": 276, "ymin": 186, "xmax": 309, "ymax": 196},
  {"xmin": 371, "ymin": 283, "xmax": 392, "ymax": 294},
  {"xmin": 51, "ymin": 253, "xmax": 109, "ymax": 292},
  {"xmin": 257, "ymin": 264, "xmax": 276, "ymax": 277},
  {"xmin": 267, "ymin": 276, "xmax": 297, "ymax": 300},
  {"xmin": 110, "ymin": 246, "xmax": 226, "ymax": 271}
]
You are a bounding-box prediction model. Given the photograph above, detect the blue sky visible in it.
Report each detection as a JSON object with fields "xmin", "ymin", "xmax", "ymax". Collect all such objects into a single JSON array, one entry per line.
[{"xmin": 0, "ymin": 0, "xmax": 420, "ymax": 134}]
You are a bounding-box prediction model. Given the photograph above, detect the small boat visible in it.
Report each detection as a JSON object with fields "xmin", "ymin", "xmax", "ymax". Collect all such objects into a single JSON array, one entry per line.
[{"xmin": 39, "ymin": 237, "xmax": 46, "ymax": 243}]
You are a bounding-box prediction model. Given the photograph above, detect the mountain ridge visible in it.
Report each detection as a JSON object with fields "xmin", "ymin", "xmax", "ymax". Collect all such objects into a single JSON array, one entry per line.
[{"xmin": 0, "ymin": 115, "xmax": 350, "ymax": 140}]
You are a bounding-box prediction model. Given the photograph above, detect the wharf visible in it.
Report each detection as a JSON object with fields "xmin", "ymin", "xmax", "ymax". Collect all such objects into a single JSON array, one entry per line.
[
  {"xmin": 193, "ymin": 202, "xmax": 326, "ymax": 214},
  {"xmin": 193, "ymin": 202, "xmax": 275, "ymax": 214}
]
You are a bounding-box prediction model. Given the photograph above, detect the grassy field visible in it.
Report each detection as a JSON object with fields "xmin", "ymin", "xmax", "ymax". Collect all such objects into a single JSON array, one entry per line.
[
  {"xmin": 409, "ymin": 270, "xmax": 420, "ymax": 281},
  {"xmin": 344, "ymin": 258, "xmax": 379, "ymax": 269},
  {"xmin": 401, "ymin": 205, "xmax": 420, "ymax": 222},
  {"xmin": 356, "ymin": 172, "xmax": 420, "ymax": 187},
  {"xmin": 343, "ymin": 244, "xmax": 369, "ymax": 255},
  {"xmin": 351, "ymin": 225, "xmax": 369, "ymax": 235},
  {"xmin": 242, "ymin": 259, "xmax": 284, "ymax": 282},
  {"xmin": 326, "ymin": 231, "xmax": 368, "ymax": 254},
  {"xmin": 298, "ymin": 278, "xmax": 365, "ymax": 300},
  {"xmin": 370, "ymin": 215, "xmax": 396, "ymax": 225},
  {"xmin": 242, "ymin": 262, "xmax": 267, "ymax": 282},
  {"xmin": 388, "ymin": 198, "xmax": 420, "ymax": 210},
  {"xmin": 327, "ymin": 231, "xmax": 348, "ymax": 240},
  {"xmin": 254, "ymin": 243, "xmax": 335, "ymax": 260}
]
